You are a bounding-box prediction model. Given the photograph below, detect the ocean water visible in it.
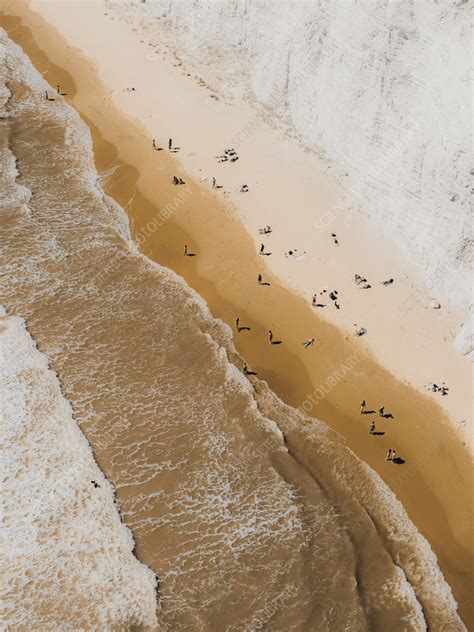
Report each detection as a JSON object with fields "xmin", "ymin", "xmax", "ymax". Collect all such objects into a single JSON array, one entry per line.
[{"xmin": 0, "ymin": 29, "xmax": 466, "ymax": 632}]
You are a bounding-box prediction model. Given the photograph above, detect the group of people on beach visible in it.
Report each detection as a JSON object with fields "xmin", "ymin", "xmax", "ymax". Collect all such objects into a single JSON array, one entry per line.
[
  {"xmin": 159, "ymin": 134, "xmax": 407, "ymax": 464},
  {"xmin": 361, "ymin": 400, "xmax": 403, "ymax": 462}
]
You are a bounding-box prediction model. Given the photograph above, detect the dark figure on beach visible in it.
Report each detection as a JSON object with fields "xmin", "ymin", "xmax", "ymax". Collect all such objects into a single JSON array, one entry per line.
[
  {"xmin": 427, "ymin": 382, "xmax": 449, "ymax": 396},
  {"xmin": 91, "ymin": 480, "xmax": 100, "ymax": 488},
  {"xmin": 258, "ymin": 274, "xmax": 270, "ymax": 286},
  {"xmin": 56, "ymin": 84, "xmax": 67, "ymax": 96},
  {"xmin": 236, "ymin": 318, "xmax": 251, "ymax": 332},
  {"xmin": 216, "ymin": 148, "xmax": 238, "ymax": 163},
  {"xmin": 354, "ymin": 274, "xmax": 367, "ymax": 285},
  {"xmin": 331, "ymin": 233, "xmax": 339, "ymax": 245},
  {"xmin": 183, "ymin": 244, "xmax": 196, "ymax": 257},
  {"xmin": 312, "ymin": 295, "xmax": 326, "ymax": 308},
  {"xmin": 369, "ymin": 421, "xmax": 376, "ymax": 435},
  {"xmin": 386, "ymin": 449, "xmax": 394, "ymax": 462},
  {"xmin": 226, "ymin": 149, "xmax": 239, "ymax": 163},
  {"xmin": 360, "ymin": 401, "xmax": 375, "ymax": 415},
  {"xmin": 302, "ymin": 338, "xmax": 315, "ymax": 349},
  {"xmin": 334, "ymin": 302, "xmax": 340, "ymax": 310},
  {"xmin": 329, "ymin": 290, "xmax": 338, "ymax": 301},
  {"xmin": 354, "ymin": 325, "xmax": 367, "ymax": 337},
  {"xmin": 173, "ymin": 176, "xmax": 185, "ymax": 185},
  {"xmin": 243, "ymin": 364, "xmax": 257, "ymax": 376},
  {"xmin": 268, "ymin": 330, "xmax": 282, "ymax": 345},
  {"xmin": 259, "ymin": 243, "xmax": 271, "ymax": 256},
  {"xmin": 381, "ymin": 278, "xmax": 394, "ymax": 286},
  {"xmin": 152, "ymin": 139, "xmax": 163, "ymax": 151},
  {"xmin": 168, "ymin": 138, "xmax": 173, "ymax": 150},
  {"xmin": 379, "ymin": 406, "xmax": 394, "ymax": 419},
  {"xmin": 240, "ymin": 185, "xmax": 249, "ymax": 193},
  {"xmin": 259, "ymin": 226, "xmax": 272, "ymax": 235},
  {"xmin": 45, "ymin": 90, "xmax": 55, "ymax": 102},
  {"xmin": 361, "ymin": 283, "xmax": 372, "ymax": 290}
]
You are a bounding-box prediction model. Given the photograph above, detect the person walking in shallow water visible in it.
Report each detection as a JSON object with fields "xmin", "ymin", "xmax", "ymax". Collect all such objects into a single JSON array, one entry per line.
[{"xmin": 243, "ymin": 363, "xmax": 257, "ymax": 376}]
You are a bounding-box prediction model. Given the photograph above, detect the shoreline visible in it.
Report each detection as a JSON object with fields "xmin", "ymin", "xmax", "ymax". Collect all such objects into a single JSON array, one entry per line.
[{"xmin": 1, "ymin": 1, "xmax": 472, "ymax": 625}]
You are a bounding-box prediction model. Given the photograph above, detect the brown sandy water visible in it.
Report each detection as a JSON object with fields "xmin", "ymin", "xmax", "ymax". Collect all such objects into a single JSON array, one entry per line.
[{"xmin": 0, "ymin": 8, "xmax": 472, "ymax": 631}]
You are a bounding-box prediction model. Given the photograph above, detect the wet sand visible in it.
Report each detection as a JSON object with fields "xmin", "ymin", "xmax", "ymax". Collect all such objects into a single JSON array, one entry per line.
[{"xmin": 1, "ymin": 5, "xmax": 473, "ymax": 626}]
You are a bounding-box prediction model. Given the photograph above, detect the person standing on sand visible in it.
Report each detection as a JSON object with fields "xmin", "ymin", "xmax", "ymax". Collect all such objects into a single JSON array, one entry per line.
[
  {"xmin": 386, "ymin": 449, "xmax": 393, "ymax": 461},
  {"xmin": 168, "ymin": 138, "xmax": 173, "ymax": 150},
  {"xmin": 369, "ymin": 421, "xmax": 376, "ymax": 435},
  {"xmin": 360, "ymin": 400, "xmax": 366, "ymax": 414},
  {"xmin": 236, "ymin": 318, "xmax": 250, "ymax": 332}
]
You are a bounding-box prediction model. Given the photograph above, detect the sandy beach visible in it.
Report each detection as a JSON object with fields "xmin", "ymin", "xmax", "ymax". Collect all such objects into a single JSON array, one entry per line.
[{"xmin": 1, "ymin": 0, "xmax": 472, "ymax": 625}]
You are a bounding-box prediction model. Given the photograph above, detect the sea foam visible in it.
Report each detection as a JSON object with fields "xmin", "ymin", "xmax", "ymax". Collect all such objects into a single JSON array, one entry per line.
[{"xmin": 0, "ymin": 310, "xmax": 158, "ymax": 630}]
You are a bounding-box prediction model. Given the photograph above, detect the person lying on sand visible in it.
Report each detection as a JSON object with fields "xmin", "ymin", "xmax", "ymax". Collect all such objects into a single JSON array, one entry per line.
[
  {"xmin": 354, "ymin": 325, "xmax": 367, "ymax": 336},
  {"xmin": 240, "ymin": 184, "xmax": 249, "ymax": 193},
  {"xmin": 381, "ymin": 278, "xmax": 394, "ymax": 286},
  {"xmin": 302, "ymin": 338, "xmax": 315, "ymax": 348},
  {"xmin": 172, "ymin": 176, "xmax": 185, "ymax": 185},
  {"xmin": 354, "ymin": 274, "xmax": 367, "ymax": 285}
]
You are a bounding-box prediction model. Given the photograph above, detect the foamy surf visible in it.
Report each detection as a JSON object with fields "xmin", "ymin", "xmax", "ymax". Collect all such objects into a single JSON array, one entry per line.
[
  {"xmin": 0, "ymin": 308, "xmax": 158, "ymax": 630},
  {"xmin": 0, "ymin": 26, "xmax": 466, "ymax": 631}
]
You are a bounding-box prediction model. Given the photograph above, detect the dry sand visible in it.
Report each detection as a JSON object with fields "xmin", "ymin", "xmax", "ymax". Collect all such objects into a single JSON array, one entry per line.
[{"xmin": 1, "ymin": 0, "xmax": 472, "ymax": 625}]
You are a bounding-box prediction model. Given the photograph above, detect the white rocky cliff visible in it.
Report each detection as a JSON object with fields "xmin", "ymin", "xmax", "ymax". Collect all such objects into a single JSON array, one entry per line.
[{"xmin": 108, "ymin": 0, "xmax": 472, "ymax": 352}]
